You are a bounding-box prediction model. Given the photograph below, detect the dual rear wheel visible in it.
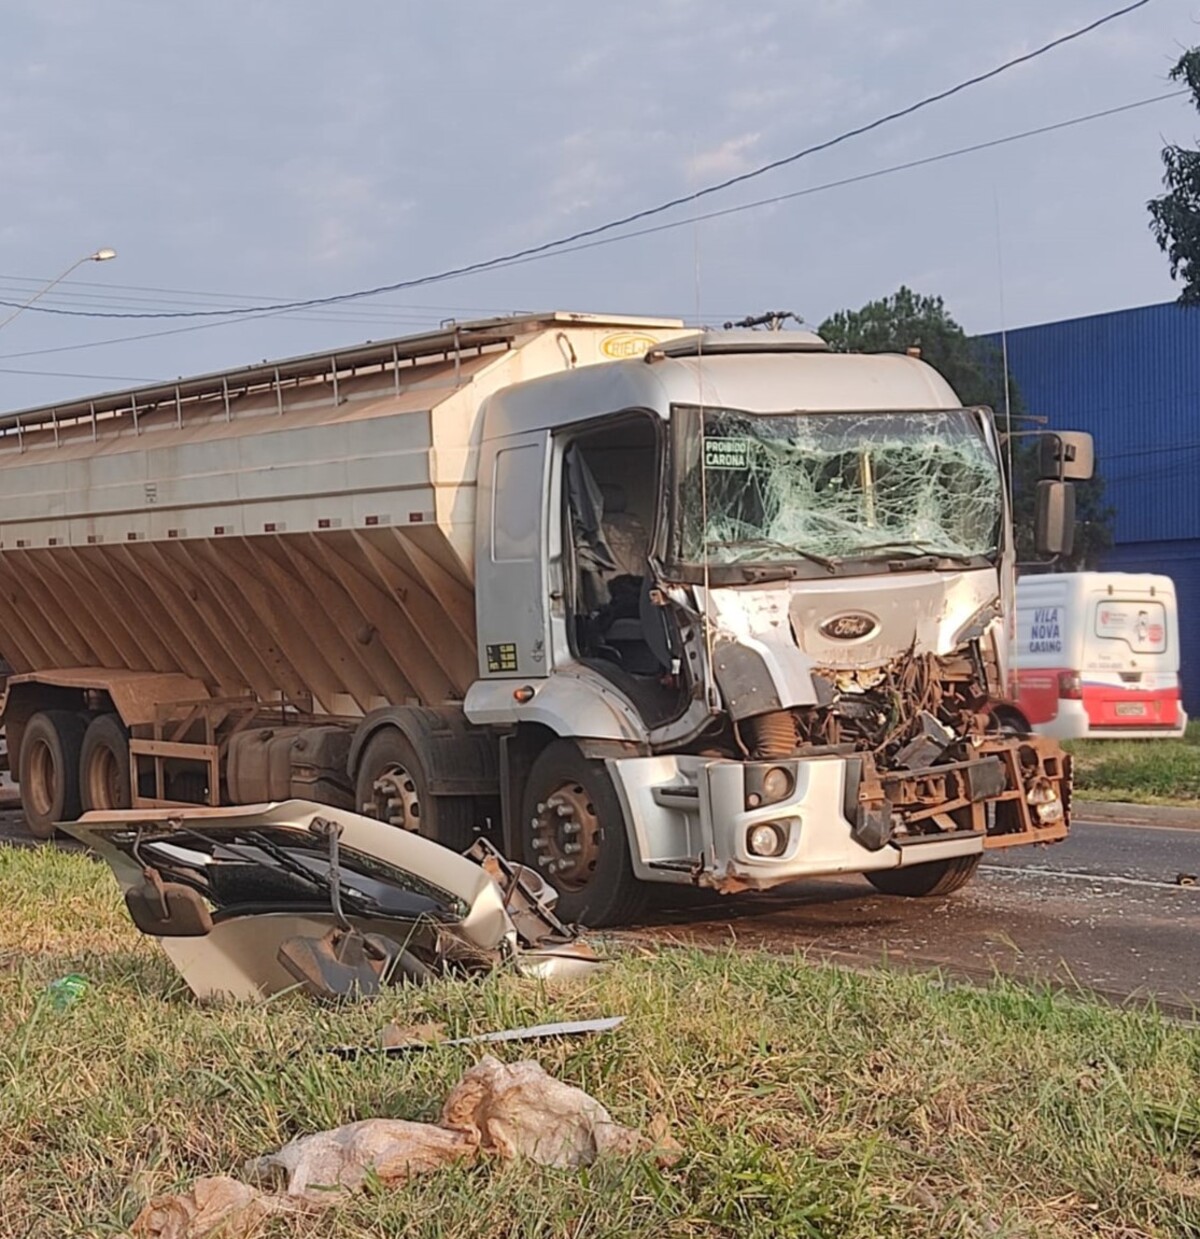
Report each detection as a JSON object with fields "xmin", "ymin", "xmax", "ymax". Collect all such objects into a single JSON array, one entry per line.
[{"xmin": 19, "ymin": 711, "xmax": 131, "ymax": 839}]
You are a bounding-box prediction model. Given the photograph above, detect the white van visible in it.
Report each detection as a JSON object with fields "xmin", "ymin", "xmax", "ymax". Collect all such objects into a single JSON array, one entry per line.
[{"xmin": 1012, "ymin": 572, "xmax": 1187, "ymax": 739}]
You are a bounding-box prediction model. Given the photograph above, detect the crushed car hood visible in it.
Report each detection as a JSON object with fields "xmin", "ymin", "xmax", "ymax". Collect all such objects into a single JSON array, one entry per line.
[{"xmin": 64, "ymin": 800, "xmax": 602, "ymax": 1001}]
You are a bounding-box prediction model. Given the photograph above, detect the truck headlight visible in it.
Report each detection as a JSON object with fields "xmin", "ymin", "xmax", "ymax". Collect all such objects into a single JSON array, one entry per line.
[
  {"xmin": 746, "ymin": 822, "xmax": 789, "ymax": 857},
  {"xmin": 762, "ymin": 766, "xmax": 792, "ymax": 802},
  {"xmin": 745, "ymin": 764, "xmax": 794, "ymax": 809}
]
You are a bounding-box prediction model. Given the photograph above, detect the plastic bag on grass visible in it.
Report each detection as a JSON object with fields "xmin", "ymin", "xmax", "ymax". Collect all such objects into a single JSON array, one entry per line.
[
  {"xmin": 129, "ymin": 1056, "xmax": 672, "ymax": 1236},
  {"xmin": 441, "ymin": 1055, "xmax": 647, "ymax": 1168},
  {"xmin": 129, "ymin": 1175, "xmax": 301, "ymax": 1238},
  {"xmin": 244, "ymin": 1118, "xmax": 476, "ymax": 1199}
]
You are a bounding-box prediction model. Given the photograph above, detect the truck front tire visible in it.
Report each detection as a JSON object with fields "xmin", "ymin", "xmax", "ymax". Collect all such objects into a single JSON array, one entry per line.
[
  {"xmin": 354, "ymin": 728, "xmax": 476, "ymax": 852},
  {"xmin": 19, "ymin": 710, "xmax": 86, "ymax": 839},
  {"xmin": 865, "ymin": 853, "xmax": 981, "ymax": 898},
  {"xmin": 520, "ymin": 740, "xmax": 646, "ymax": 927}
]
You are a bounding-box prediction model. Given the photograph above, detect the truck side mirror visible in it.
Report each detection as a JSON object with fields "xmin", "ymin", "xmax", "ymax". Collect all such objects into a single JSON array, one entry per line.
[
  {"xmin": 1038, "ymin": 431, "xmax": 1094, "ymax": 481},
  {"xmin": 1034, "ymin": 480, "xmax": 1076, "ymax": 558}
]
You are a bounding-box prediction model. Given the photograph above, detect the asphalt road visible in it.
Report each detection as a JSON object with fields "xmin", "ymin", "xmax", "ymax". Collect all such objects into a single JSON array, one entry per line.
[
  {"xmin": 3, "ymin": 807, "xmax": 1198, "ymax": 1011},
  {"xmin": 626, "ymin": 818, "xmax": 1200, "ymax": 1014}
]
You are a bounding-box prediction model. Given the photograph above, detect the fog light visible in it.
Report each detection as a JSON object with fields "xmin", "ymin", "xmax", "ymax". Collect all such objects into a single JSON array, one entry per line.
[
  {"xmin": 747, "ymin": 822, "xmax": 788, "ymax": 857},
  {"xmin": 762, "ymin": 766, "xmax": 792, "ymax": 803}
]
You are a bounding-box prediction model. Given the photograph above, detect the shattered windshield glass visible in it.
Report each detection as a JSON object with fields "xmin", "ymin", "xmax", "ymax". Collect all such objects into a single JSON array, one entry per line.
[{"xmin": 672, "ymin": 406, "xmax": 1002, "ymax": 572}]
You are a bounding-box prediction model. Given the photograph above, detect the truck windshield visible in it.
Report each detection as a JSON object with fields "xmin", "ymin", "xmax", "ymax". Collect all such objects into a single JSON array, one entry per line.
[{"xmin": 671, "ymin": 406, "xmax": 1002, "ymax": 575}]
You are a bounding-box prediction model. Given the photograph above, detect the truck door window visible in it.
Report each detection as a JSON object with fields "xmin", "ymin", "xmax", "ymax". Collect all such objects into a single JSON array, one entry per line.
[
  {"xmin": 560, "ymin": 417, "xmax": 687, "ymax": 724},
  {"xmin": 491, "ymin": 445, "xmax": 540, "ymax": 562}
]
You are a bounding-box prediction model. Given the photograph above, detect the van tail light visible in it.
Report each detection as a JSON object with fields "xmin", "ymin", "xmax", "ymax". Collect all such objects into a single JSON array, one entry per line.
[{"xmin": 1057, "ymin": 671, "xmax": 1082, "ymax": 700}]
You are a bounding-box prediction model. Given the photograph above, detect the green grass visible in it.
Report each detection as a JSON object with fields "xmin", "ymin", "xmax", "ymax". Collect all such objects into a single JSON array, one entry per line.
[
  {"xmin": 4, "ymin": 845, "xmax": 1200, "ymax": 1238},
  {"xmin": 1067, "ymin": 721, "xmax": 1200, "ymax": 806}
]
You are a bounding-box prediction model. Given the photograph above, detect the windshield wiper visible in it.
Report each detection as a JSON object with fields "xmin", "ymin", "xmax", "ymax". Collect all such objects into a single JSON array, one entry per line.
[
  {"xmin": 239, "ymin": 830, "xmax": 385, "ymax": 914},
  {"xmin": 709, "ymin": 537, "xmax": 839, "ymax": 574},
  {"xmin": 844, "ymin": 541, "xmax": 986, "ymax": 567}
]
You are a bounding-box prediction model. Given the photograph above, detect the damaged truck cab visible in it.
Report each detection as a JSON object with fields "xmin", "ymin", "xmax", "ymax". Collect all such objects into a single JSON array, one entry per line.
[
  {"xmin": 466, "ymin": 327, "xmax": 1082, "ymax": 923},
  {"xmin": 0, "ymin": 313, "xmax": 1089, "ymax": 928}
]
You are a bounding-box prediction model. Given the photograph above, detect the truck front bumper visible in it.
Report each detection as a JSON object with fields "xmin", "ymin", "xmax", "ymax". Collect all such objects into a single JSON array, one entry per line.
[{"xmin": 608, "ymin": 736, "xmax": 1070, "ymax": 894}]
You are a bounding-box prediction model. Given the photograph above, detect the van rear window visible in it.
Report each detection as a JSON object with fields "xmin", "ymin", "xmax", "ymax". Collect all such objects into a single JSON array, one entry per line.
[{"xmin": 1094, "ymin": 600, "xmax": 1167, "ymax": 653}]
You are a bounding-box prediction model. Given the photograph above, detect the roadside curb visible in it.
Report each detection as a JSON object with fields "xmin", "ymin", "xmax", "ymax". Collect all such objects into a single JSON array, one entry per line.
[{"xmin": 1074, "ymin": 799, "xmax": 1200, "ymax": 829}]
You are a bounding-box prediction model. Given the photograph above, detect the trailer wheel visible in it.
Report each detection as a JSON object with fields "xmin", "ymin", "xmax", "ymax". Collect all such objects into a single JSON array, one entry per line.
[
  {"xmin": 354, "ymin": 728, "xmax": 476, "ymax": 852},
  {"xmin": 80, "ymin": 714, "xmax": 132, "ymax": 812},
  {"xmin": 520, "ymin": 739, "xmax": 646, "ymax": 927},
  {"xmin": 19, "ymin": 710, "xmax": 86, "ymax": 839},
  {"xmin": 866, "ymin": 853, "xmax": 981, "ymax": 898}
]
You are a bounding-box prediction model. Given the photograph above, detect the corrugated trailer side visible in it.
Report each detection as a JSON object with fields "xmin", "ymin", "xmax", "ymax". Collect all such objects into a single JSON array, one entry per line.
[{"xmin": 0, "ymin": 312, "xmax": 688, "ymax": 834}]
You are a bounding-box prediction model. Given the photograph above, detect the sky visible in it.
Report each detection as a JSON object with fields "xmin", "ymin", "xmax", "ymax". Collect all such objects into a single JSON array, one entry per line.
[{"xmin": 1, "ymin": 0, "xmax": 1197, "ymax": 411}]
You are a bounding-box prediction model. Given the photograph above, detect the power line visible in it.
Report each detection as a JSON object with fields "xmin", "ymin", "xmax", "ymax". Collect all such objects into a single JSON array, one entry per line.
[
  {"xmin": 0, "ymin": 0, "xmax": 1154, "ymax": 325},
  {"xmin": 0, "ymin": 277, "xmax": 744, "ymax": 332},
  {"xmin": 1, "ymin": 88, "xmax": 1179, "ymax": 365},
  {"xmin": 0, "ymin": 366, "xmax": 160, "ymax": 382},
  {"xmin": 5, "ymin": 90, "xmax": 1185, "ymax": 329},
  {"xmin": 0, "ymin": 281, "xmax": 532, "ymax": 318},
  {"xmin": 471, "ymin": 91, "xmax": 1187, "ymax": 274}
]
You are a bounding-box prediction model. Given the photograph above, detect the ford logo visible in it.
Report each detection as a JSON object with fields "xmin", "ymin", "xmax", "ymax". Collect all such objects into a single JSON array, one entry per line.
[{"xmin": 819, "ymin": 612, "xmax": 879, "ymax": 641}]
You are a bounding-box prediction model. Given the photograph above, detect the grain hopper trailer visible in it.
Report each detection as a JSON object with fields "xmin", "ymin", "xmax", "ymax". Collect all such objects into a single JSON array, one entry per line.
[{"xmin": 0, "ymin": 311, "xmax": 1088, "ymax": 924}]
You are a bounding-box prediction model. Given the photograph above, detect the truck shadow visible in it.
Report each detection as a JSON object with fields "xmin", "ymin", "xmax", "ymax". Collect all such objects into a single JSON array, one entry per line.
[{"xmin": 633, "ymin": 877, "xmax": 892, "ymax": 931}]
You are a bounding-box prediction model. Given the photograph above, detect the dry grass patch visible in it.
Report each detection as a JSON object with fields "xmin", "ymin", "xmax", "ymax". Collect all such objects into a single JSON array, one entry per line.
[{"xmin": 1, "ymin": 844, "xmax": 1199, "ymax": 1237}]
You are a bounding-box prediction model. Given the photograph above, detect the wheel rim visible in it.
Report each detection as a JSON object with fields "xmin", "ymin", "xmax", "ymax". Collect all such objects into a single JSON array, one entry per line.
[
  {"xmin": 85, "ymin": 745, "xmax": 122, "ymax": 809},
  {"xmin": 26, "ymin": 738, "xmax": 56, "ymax": 819},
  {"xmin": 530, "ymin": 781, "xmax": 601, "ymax": 891},
  {"xmin": 369, "ymin": 764, "xmax": 422, "ymax": 831}
]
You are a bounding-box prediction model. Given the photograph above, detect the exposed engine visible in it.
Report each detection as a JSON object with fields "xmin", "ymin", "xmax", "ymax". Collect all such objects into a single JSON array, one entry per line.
[
  {"xmin": 743, "ymin": 644, "xmax": 992, "ymax": 766},
  {"xmin": 733, "ymin": 640, "xmax": 1070, "ymax": 849}
]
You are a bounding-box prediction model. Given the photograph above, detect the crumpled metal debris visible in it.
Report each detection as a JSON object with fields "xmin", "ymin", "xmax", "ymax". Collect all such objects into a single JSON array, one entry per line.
[
  {"xmin": 128, "ymin": 1056, "xmax": 671, "ymax": 1238},
  {"xmin": 65, "ymin": 801, "xmax": 602, "ymax": 1002},
  {"xmin": 332, "ymin": 1015, "xmax": 626, "ymax": 1060}
]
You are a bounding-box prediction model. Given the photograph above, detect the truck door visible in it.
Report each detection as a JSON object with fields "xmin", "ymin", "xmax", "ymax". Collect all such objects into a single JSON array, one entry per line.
[{"xmin": 475, "ymin": 433, "xmax": 552, "ymax": 680}]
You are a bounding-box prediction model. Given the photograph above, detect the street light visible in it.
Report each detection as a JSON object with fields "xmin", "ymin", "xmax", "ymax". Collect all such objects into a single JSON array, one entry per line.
[{"xmin": 0, "ymin": 247, "xmax": 117, "ymax": 333}]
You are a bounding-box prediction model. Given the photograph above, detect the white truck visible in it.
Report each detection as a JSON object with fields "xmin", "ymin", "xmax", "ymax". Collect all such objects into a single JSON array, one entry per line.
[
  {"xmin": 1013, "ymin": 572, "xmax": 1187, "ymax": 739},
  {"xmin": 0, "ymin": 312, "xmax": 1087, "ymax": 925}
]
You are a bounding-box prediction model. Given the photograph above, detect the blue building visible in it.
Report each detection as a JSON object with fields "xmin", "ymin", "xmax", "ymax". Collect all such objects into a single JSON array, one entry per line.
[{"xmin": 984, "ymin": 302, "xmax": 1200, "ymax": 712}]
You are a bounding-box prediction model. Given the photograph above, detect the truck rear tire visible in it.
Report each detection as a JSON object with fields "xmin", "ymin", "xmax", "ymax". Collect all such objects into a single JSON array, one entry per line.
[
  {"xmin": 80, "ymin": 714, "xmax": 132, "ymax": 812},
  {"xmin": 865, "ymin": 853, "xmax": 981, "ymax": 898},
  {"xmin": 19, "ymin": 710, "xmax": 86, "ymax": 839},
  {"xmin": 520, "ymin": 739, "xmax": 646, "ymax": 928},
  {"xmin": 354, "ymin": 728, "xmax": 476, "ymax": 852}
]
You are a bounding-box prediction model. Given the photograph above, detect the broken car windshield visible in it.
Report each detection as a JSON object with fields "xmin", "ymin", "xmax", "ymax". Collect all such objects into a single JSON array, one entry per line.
[
  {"xmin": 672, "ymin": 406, "xmax": 1002, "ymax": 572},
  {"xmin": 133, "ymin": 826, "xmax": 464, "ymax": 922}
]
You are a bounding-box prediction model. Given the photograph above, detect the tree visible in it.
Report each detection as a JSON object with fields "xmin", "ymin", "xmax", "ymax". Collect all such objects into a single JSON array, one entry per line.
[
  {"xmin": 1148, "ymin": 48, "xmax": 1200, "ymax": 305},
  {"xmin": 817, "ymin": 287, "xmax": 1113, "ymax": 569},
  {"xmin": 820, "ymin": 286, "xmax": 1007, "ymax": 411}
]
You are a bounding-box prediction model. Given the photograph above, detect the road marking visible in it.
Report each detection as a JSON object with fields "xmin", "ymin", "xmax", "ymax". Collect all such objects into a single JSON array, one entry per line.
[
  {"xmin": 1073, "ymin": 818, "xmax": 1200, "ymax": 834},
  {"xmin": 986, "ymin": 865, "xmax": 1198, "ymax": 892}
]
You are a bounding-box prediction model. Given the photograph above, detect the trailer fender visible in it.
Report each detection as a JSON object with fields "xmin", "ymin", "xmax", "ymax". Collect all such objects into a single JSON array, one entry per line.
[{"xmin": 348, "ymin": 705, "xmax": 499, "ymax": 799}]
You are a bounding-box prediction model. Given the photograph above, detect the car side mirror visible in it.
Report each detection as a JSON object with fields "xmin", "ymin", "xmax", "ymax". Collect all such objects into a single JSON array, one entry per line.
[
  {"xmin": 1039, "ymin": 431, "xmax": 1094, "ymax": 481},
  {"xmin": 1034, "ymin": 480, "xmax": 1076, "ymax": 558},
  {"xmin": 124, "ymin": 878, "xmax": 213, "ymax": 937}
]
